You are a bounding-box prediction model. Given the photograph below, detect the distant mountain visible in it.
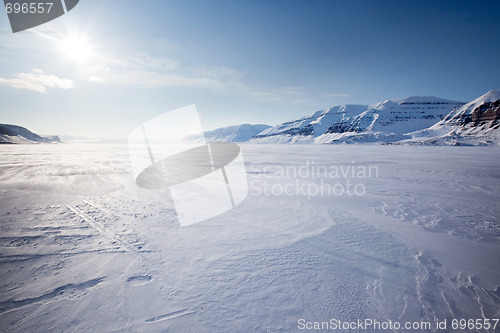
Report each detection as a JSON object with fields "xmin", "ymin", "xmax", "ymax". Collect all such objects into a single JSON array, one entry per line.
[
  {"xmin": 188, "ymin": 124, "xmax": 271, "ymax": 143},
  {"xmin": 0, "ymin": 124, "xmax": 61, "ymax": 144},
  {"xmin": 158, "ymin": 92, "xmax": 499, "ymax": 146},
  {"xmin": 405, "ymin": 90, "xmax": 500, "ymax": 145},
  {"xmin": 251, "ymin": 97, "xmax": 464, "ymax": 144}
]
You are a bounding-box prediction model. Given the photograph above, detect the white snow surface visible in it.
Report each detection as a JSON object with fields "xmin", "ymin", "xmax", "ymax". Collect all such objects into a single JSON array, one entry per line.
[
  {"xmin": 1, "ymin": 144, "xmax": 500, "ymax": 332},
  {"xmin": 0, "ymin": 135, "xmax": 36, "ymax": 144}
]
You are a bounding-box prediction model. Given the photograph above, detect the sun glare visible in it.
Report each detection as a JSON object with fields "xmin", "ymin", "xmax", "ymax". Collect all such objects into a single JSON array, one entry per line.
[{"xmin": 61, "ymin": 35, "xmax": 93, "ymax": 62}]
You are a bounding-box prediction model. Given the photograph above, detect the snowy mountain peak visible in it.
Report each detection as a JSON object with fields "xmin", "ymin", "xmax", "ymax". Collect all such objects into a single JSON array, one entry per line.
[
  {"xmin": 404, "ymin": 90, "xmax": 500, "ymax": 145},
  {"xmin": 369, "ymin": 96, "xmax": 463, "ymax": 110},
  {"xmin": 200, "ymin": 124, "xmax": 271, "ymax": 143},
  {"xmin": 253, "ymin": 104, "xmax": 369, "ymax": 143},
  {"xmin": 474, "ymin": 89, "xmax": 500, "ymax": 103},
  {"xmin": 423, "ymin": 90, "xmax": 500, "ymax": 129},
  {"xmin": 445, "ymin": 89, "xmax": 500, "ymax": 120},
  {"xmin": 310, "ymin": 105, "xmax": 370, "ymax": 126}
]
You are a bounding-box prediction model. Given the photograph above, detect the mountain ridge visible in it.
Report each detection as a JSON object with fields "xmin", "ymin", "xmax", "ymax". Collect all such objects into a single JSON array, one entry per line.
[
  {"xmin": 204, "ymin": 91, "xmax": 499, "ymax": 145},
  {"xmin": 405, "ymin": 89, "xmax": 500, "ymax": 145},
  {"xmin": 203, "ymin": 123, "xmax": 271, "ymax": 142},
  {"xmin": 251, "ymin": 96, "xmax": 464, "ymax": 144},
  {"xmin": 0, "ymin": 123, "xmax": 61, "ymax": 144}
]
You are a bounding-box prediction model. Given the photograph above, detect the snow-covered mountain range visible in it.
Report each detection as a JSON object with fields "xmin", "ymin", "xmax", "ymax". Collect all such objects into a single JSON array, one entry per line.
[
  {"xmin": 251, "ymin": 104, "xmax": 368, "ymax": 144},
  {"xmin": 252, "ymin": 96, "xmax": 465, "ymax": 144},
  {"xmin": 204, "ymin": 90, "xmax": 499, "ymax": 145},
  {"xmin": 4, "ymin": 90, "xmax": 498, "ymax": 146},
  {"xmin": 0, "ymin": 124, "xmax": 61, "ymax": 144}
]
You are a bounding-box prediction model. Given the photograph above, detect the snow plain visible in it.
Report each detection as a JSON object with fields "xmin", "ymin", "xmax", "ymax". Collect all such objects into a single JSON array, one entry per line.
[{"xmin": 0, "ymin": 144, "xmax": 499, "ymax": 332}]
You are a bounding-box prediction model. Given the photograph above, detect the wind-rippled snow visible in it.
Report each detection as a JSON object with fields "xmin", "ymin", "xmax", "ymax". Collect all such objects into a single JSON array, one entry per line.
[{"xmin": 0, "ymin": 144, "xmax": 499, "ymax": 332}]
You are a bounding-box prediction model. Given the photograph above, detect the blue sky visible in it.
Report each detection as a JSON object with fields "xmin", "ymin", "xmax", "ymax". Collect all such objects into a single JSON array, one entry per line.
[{"xmin": 0, "ymin": 0, "xmax": 499, "ymax": 138}]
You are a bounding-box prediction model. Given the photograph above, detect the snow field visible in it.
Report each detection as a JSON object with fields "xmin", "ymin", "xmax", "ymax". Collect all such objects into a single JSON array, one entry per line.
[{"xmin": 0, "ymin": 144, "xmax": 499, "ymax": 332}]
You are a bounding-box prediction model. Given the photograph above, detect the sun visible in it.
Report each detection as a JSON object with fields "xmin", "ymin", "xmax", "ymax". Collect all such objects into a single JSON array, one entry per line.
[{"xmin": 60, "ymin": 35, "xmax": 93, "ymax": 63}]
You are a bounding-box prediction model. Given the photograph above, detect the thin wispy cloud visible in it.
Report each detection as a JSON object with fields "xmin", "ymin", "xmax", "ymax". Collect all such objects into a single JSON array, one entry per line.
[
  {"xmin": 324, "ymin": 93, "xmax": 350, "ymax": 98},
  {"xmin": 89, "ymin": 76, "xmax": 104, "ymax": 82},
  {"xmin": 242, "ymin": 86, "xmax": 308, "ymax": 104},
  {"xmin": 88, "ymin": 51, "xmax": 224, "ymax": 90},
  {"xmin": 0, "ymin": 32, "xmax": 309, "ymax": 103},
  {"xmin": 89, "ymin": 47, "xmax": 309, "ymax": 104},
  {"xmin": 105, "ymin": 70, "xmax": 225, "ymax": 89},
  {"xmin": 0, "ymin": 69, "xmax": 75, "ymax": 93}
]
